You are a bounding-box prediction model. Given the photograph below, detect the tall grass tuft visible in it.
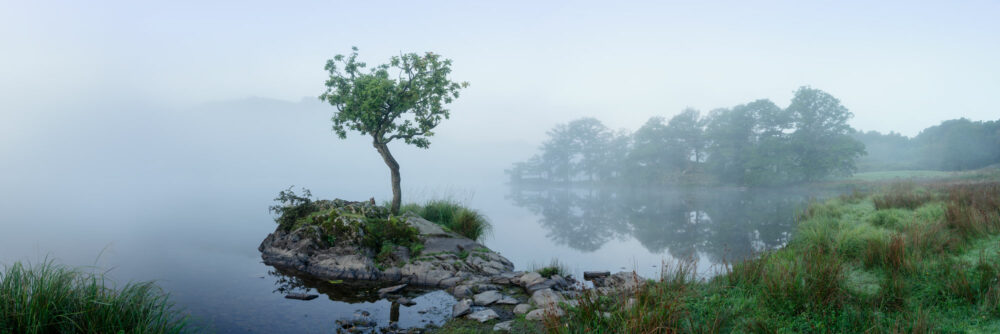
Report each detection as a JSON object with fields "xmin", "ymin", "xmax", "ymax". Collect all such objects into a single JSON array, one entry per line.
[
  {"xmin": 944, "ymin": 182, "xmax": 1000, "ymax": 239},
  {"xmin": 0, "ymin": 259, "xmax": 188, "ymax": 334},
  {"xmin": 528, "ymin": 259, "xmax": 570, "ymax": 278},
  {"xmin": 839, "ymin": 187, "xmax": 868, "ymax": 204},
  {"xmin": 451, "ymin": 209, "xmax": 491, "ymax": 243},
  {"xmin": 759, "ymin": 246, "xmax": 845, "ymax": 314},
  {"xmin": 872, "ymin": 183, "xmax": 934, "ymax": 210},
  {"xmin": 878, "ymin": 271, "xmax": 908, "ymax": 310},
  {"xmin": 403, "ymin": 199, "xmax": 492, "ymax": 241},
  {"xmin": 863, "ymin": 235, "xmax": 911, "ymax": 273},
  {"xmin": 419, "ymin": 199, "xmax": 462, "ymax": 228}
]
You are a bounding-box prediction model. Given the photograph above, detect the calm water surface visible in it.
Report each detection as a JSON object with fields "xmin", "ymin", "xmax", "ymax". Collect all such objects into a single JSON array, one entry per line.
[{"xmin": 0, "ymin": 174, "xmax": 837, "ymax": 332}]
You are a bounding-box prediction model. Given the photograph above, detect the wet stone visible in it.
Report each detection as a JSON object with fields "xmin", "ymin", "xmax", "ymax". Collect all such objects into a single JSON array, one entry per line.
[
  {"xmin": 453, "ymin": 298, "xmax": 473, "ymax": 318},
  {"xmin": 473, "ymin": 290, "xmax": 503, "ymax": 306},
  {"xmin": 467, "ymin": 309, "xmax": 500, "ymax": 323},
  {"xmin": 378, "ymin": 284, "xmax": 407, "ymax": 297},
  {"xmin": 495, "ymin": 295, "xmax": 519, "ymax": 305},
  {"xmin": 493, "ymin": 320, "xmax": 514, "ymax": 332}
]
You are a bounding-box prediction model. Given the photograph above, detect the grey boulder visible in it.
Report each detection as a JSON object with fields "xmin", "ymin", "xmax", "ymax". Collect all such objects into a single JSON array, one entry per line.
[{"xmin": 467, "ymin": 309, "xmax": 500, "ymax": 323}]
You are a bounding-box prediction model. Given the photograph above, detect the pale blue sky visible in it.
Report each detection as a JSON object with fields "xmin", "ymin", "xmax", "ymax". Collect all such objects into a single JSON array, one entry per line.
[{"xmin": 2, "ymin": 0, "xmax": 998, "ymax": 140}]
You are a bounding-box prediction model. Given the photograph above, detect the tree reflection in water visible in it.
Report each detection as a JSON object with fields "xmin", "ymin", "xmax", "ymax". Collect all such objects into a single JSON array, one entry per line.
[
  {"xmin": 507, "ymin": 185, "xmax": 827, "ymax": 266},
  {"xmin": 267, "ymin": 268, "xmax": 383, "ymax": 303}
]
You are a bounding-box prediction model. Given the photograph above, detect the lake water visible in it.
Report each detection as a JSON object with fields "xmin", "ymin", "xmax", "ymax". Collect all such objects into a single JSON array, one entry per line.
[{"xmin": 0, "ymin": 176, "xmax": 833, "ymax": 333}]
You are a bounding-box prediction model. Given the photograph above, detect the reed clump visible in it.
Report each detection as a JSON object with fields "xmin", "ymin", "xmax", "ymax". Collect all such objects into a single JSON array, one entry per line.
[{"xmin": 0, "ymin": 259, "xmax": 188, "ymax": 334}]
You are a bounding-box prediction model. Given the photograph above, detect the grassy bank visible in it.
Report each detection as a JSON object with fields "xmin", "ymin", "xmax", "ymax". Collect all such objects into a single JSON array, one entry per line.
[
  {"xmin": 845, "ymin": 168, "xmax": 1000, "ymax": 183},
  {"xmin": 0, "ymin": 260, "xmax": 188, "ymax": 334},
  {"xmin": 548, "ymin": 181, "xmax": 1000, "ymax": 333}
]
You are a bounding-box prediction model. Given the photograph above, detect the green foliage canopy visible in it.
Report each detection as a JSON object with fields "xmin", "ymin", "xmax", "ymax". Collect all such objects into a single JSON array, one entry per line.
[{"xmin": 320, "ymin": 47, "xmax": 469, "ymax": 148}]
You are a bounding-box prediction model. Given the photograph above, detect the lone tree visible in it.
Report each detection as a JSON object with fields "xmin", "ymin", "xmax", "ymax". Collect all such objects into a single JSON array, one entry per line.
[{"xmin": 320, "ymin": 47, "xmax": 468, "ymax": 214}]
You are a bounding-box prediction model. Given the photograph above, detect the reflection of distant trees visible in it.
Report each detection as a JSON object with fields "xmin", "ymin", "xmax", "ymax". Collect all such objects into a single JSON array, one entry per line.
[
  {"xmin": 507, "ymin": 185, "xmax": 819, "ymax": 264},
  {"xmin": 507, "ymin": 187, "xmax": 631, "ymax": 251}
]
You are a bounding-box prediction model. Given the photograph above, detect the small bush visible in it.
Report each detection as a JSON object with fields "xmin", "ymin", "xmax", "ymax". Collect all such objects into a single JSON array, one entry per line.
[
  {"xmin": 361, "ymin": 216, "xmax": 420, "ymax": 256},
  {"xmin": 301, "ymin": 209, "xmax": 362, "ymax": 245},
  {"xmin": 0, "ymin": 260, "xmax": 188, "ymax": 333},
  {"xmin": 269, "ymin": 186, "xmax": 318, "ymax": 231}
]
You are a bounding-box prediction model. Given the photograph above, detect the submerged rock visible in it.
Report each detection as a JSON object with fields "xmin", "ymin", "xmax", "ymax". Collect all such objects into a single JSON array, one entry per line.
[
  {"xmin": 396, "ymin": 297, "xmax": 416, "ymax": 307},
  {"xmin": 284, "ymin": 293, "xmax": 318, "ymax": 300},
  {"xmin": 336, "ymin": 310, "xmax": 377, "ymax": 331}
]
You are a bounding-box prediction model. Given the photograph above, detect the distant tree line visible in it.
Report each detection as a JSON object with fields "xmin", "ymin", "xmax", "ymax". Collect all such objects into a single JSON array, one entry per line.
[
  {"xmin": 854, "ymin": 119, "xmax": 1000, "ymax": 172},
  {"xmin": 507, "ymin": 86, "xmax": 1000, "ymax": 186}
]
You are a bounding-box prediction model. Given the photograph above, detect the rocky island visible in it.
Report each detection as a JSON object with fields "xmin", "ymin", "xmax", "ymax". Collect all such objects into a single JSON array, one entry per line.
[
  {"xmin": 259, "ymin": 198, "xmax": 516, "ymax": 288},
  {"xmin": 258, "ymin": 196, "xmax": 641, "ymax": 331}
]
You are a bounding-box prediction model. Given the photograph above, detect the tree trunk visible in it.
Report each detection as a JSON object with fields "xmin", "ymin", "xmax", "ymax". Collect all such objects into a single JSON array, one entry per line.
[{"xmin": 374, "ymin": 141, "xmax": 401, "ymax": 214}]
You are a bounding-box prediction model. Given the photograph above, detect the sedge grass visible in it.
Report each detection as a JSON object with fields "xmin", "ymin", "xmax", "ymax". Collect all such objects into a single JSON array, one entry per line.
[{"xmin": 0, "ymin": 259, "xmax": 188, "ymax": 334}]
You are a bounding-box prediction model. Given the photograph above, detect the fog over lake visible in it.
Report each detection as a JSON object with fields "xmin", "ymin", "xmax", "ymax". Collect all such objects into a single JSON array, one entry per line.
[{"xmin": 3, "ymin": 1, "xmax": 999, "ymax": 332}]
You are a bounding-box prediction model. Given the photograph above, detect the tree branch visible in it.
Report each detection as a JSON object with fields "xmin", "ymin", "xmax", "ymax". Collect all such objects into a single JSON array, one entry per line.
[{"xmin": 387, "ymin": 129, "xmax": 430, "ymax": 143}]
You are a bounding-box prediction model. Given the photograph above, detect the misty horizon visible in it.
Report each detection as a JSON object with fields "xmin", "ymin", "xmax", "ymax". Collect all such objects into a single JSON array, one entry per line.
[{"xmin": 3, "ymin": 1, "xmax": 1000, "ymax": 333}]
